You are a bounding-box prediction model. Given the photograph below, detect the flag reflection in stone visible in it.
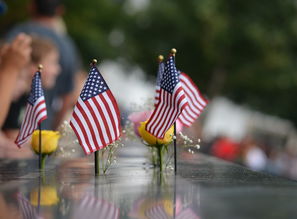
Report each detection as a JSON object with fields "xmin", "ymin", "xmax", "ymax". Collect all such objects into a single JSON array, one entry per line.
[
  {"xmin": 129, "ymin": 196, "xmax": 199, "ymax": 219},
  {"xmin": 17, "ymin": 193, "xmax": 42, "ymax": 219},
  {"xmin": 71, "ymin": 195, "xmax": 119, "ymax": 219}
]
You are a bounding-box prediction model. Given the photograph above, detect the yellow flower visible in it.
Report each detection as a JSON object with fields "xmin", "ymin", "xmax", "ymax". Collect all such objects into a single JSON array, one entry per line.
[
  {"xmin": 30, "ymin": 186, "xmax": 59, "ymax": 206},
  {"xmin": 31, "ymin": 130, "xmax": 60, "ymax": 155},
  {"xmin": 138, "ymin": 121, "xmax": 173, "ymax": 146},
  {"xmin": 163, "ymin": 199, "xmax": 174, "ymax": 217}
]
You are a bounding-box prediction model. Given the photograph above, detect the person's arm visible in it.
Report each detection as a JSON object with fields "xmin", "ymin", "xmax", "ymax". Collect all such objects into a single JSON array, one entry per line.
[
  {"xmin": 0, "ymin": 33, "xmax": 31, "ymax": 128},
  {"xmin": 52, "ymin": 71, "xmax": 86, "ymax": 130}
]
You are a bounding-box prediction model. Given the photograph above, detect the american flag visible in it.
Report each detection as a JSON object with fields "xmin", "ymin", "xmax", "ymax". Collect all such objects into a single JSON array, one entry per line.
[
  {"xmin": 71, "ymin": 195, "xmax": 119, "ymax": 219},
  {"xmin": 154, "ymin": 60, "xmax": 165, "ymax": 107},
  {"xmin": 178, "ymin": 72, "xmax": 208, "ymax": 127},
  {"xmin": 17, "ymin": 193, "xmax": 42, "ymax": 219},
  {"xmin": 155, "ymin": 69, "xmax": 208, "ymax": 128},
  {"xmin": 70, "ymin": 65, "xmax": 121, "ymax": 155},
  {"xmin": 146, "ymin": 55, "xmax": 188, "ymax": 139},
  {"xmin": 15, "ymin": 71, "xmax": 47, "ymax": 147}
]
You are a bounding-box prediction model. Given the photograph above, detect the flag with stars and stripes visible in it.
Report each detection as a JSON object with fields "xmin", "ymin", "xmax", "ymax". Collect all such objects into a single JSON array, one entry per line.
[
  {"xmin": 70, "ymin": 65, "xmax": 121, "ymax": 155},
  {"xmin": 154, "ymin": 69, "xmax": 208, "ymax": 128},
  {"xmin": 154, "ymin": 60, "xmax": 165, "ymax": 107},
  {"xmin": 15, "ymin": 71, "xmax": 47, "ymax": 147},
  {"xmin": 146, "ymin": 55, "xmax": 188, "ymax": 139},
  {"xmin": 71, "ymin": 195, "xmax": 119, "ymax": 219},
  {"xmin": 178, "ymin": 72, "xmax": 208, "ymax": 127}
]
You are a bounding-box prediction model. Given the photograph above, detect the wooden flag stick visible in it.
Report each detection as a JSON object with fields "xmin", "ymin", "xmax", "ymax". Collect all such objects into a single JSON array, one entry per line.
[
  {"xmin": 38, "ymin": 124, "xmax": 42, "ymax": 169},
  {"xmin": 90, "ymin": 59, "xmax": 100, "ymax": 176},
  {"xmin": 95, "ymin": 151, "xmax": 100, "ymax": 175},
  {"xmin": 174, "ymin": 122, "xmax": 177, "ymax": 175},
  {"xmin": 38, "ymin": 64, "xmax": 43, "ymax": 170},
  {"xmin": 173, "ymin": 174, "xmax": 177, "ymax": 218},
  {"xmin": 170, "ymin": 48, "xmax": 178, "ymax": 175},
  {"xmin": 37, "ymin": 175, "xmax": 41, "ymax": 214}
]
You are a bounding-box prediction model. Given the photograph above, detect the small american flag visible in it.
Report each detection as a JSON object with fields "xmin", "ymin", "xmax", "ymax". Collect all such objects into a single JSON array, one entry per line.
[
  {"xmin": 15, "ymin": 71, "xmax": 47, "ymax": 147},
  {"xmin": 146, "ymin": 55, "xmax": 188, "ymax": 139},
  {"xmin": 71, "ymin": 195, "xmax": 119, "ymax": 219},
  {"xmin": 154, "ymin": 60, "xmax": 165, "ymax": 107},
  {"xmin": 178, "ymin": 72, "xmax": 208, "ymax": 127},
  {"xmin": 17, "ymin": 193, "xmax": 42, "ymax": 219},
  {"xmin": 70, "ymin": 65, "xmax": 121, "ymax": 155}
]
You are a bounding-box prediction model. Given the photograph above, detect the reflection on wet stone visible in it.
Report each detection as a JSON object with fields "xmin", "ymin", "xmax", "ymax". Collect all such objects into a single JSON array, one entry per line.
[{"xmin": 1, "ymin": 143, "xmax": 297, "ymax": 218}]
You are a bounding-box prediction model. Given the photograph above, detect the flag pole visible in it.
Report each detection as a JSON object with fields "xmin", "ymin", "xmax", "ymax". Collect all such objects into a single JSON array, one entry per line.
[
  {"xmin": 170, "ymin": 48, "xmax": 178, "ymax": 175},
  {"xmin": 38, "ymin": 124, "xmax": 42, "ymax": 169},
  {"xmin": 90, "ymin": 59, "xmax": 100, "ymax": 176},
  {"xmin": 173, "ymin": 173, "xmax": 177, "ymax": 218},
  {"xmin": 95, "ymin": 150, "xmax": 100, "ymax": 175},
  {"xmin": 37, "ymin": 174, "xmax": 41, "ymax": 214},
  {"xmin": 174, "ymin": 123, "xmax": 177, "ymax": 175},
  {"xmin": 38, "ymin": 64, "xmax": 43, "ymax": 170}
]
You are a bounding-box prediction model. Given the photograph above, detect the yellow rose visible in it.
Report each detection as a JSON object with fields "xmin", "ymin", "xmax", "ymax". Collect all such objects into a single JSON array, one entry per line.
[
  {"xmin": 163, "ymin": 199, "xmax": 174, "ymax": 217},
  {"xmin": 138, "ymin": 121, "xmax": 173, "ymax": 146},
  {"xmin": 31, "ymin": 130, "xmax": 60, "ymax": 155},
  {"xmin": 30, "ymin": 186, "xmax": 59, "ymax": 206}
]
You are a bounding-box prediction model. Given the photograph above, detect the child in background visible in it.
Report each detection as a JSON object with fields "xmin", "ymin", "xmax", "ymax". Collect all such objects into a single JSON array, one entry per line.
[
  {"xmin": 0, "ymin": 36, "xmax": 60, "ymax": 158},
  {"xmin": 0, "ymin": 33, "xmax": 32, "ymax": 128}
]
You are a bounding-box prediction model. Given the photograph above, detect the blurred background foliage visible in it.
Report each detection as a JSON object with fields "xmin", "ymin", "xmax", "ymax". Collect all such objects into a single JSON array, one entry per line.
[{"xmin": 1, "ymin": 0, "xmax": 297, "ymax": 125}]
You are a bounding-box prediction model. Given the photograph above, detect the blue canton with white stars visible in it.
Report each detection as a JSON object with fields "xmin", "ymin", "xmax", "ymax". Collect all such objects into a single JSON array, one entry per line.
[
  {"xmin": 28, "ymin": 71, "xmax": 44, "ymax": 105},
  {"xmin": 80, "ymin": 67, "xmax": 109, "ymax": 101},
  {"xmin": 160, "ymin": 56, "xmax": 180, "ymax": 94}
]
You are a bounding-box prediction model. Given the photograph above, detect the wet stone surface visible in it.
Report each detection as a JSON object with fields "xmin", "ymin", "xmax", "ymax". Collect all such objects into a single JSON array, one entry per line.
[{"xmin": 0, "ymin": 146, "xmax": 296, "ymax": 219}]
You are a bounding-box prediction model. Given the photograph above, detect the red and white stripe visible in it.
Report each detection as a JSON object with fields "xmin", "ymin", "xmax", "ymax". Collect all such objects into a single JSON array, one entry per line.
[
  {"xmin": 177, "ymin": 208, "xmax": 200, "ymax": 219},
  {"xmin": 178, "ymin": 72, "xmax": 208, "ymax": 127},
  {"xmin": 70, "ymin": 90, "xmax": 121, "ymax": 155},
  {"xmin": 145, "ymin": 203, "xmax": 200, "ymax": 219},
  {"xmin": 154, "ymin": 85, "xmax": 161, "ymax": 107},
  {"xmin": 15, "ymin": 97, "xmax": 47, "ymax": 147},
  {"xmin": 145, "ymin": 204, "xmax": 169, "ymax": 219},
  {"xmin": 146, "ymin": 84, "xmax": 188, "ymax": 139},
  {"xmin": 71, "ymin": 195, "xmax": 119, "ymax": 219},
  {"xmin": 18, "ymin": 193, "xmax": 42, "ymax": 219}
]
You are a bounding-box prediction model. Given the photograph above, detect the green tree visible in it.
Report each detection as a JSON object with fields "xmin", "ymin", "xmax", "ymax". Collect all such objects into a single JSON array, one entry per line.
[{"xmin": 2, "ymin": 0, "xmax": 297, "ymax": 125}]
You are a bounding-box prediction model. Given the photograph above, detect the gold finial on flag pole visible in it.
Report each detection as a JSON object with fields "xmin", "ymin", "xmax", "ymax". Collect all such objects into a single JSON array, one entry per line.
[
  {"xmin": 91, "ymin": 59, "xmax": 98, "ymax": 66},
  {"xmin": 171, "ymin": 48, "xmax": 177, "ymax": 56},
  {"xmin": 38, "ymin": 64, "xmax": 43, "ymax": 72},
  {"xmin": 158, "ymin": 55, "xmax": 164, "ymax": 63}
]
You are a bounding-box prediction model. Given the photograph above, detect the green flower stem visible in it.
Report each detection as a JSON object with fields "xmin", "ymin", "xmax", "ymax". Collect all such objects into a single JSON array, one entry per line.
[
  {"xmin": 157, "ymin": 145, "xmax": 163, "ymax": 171},
  {"xmin": 41, "ymin": 154, "xmax": 46, "ymax": 170}
]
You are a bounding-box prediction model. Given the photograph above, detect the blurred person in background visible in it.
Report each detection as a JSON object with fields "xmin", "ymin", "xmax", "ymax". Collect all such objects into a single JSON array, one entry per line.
[
  {"xmin": 6, "ymin": 0, "xmax": 82, "ymax": 130},
  {"xmin": 0, "ymin": 33, "xmax": 31, "ymax": 128},
  {"xmin": 240, "ymin": 137, "xmax": 267, "ymax": 172},
  {"xmin": 0, "ymin": 36, "xmax": 60, "ymax": 158},
  {"xmin": 2, "ymin": 36, "xmax": 60, "ymax": 140},
  {"xmin": 210, "ymin": 136, "xmax": 240, "ymax": 162}
]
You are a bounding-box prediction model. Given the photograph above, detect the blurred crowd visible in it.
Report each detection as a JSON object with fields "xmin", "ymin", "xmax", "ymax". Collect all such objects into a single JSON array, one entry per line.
[
  {"xmin": 200, "ymin": 134, "xmax": 297, "ymax": 180},
  {"xmin": 0, "ymin": 0, "xmax": 84, "ymax": 158}
]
